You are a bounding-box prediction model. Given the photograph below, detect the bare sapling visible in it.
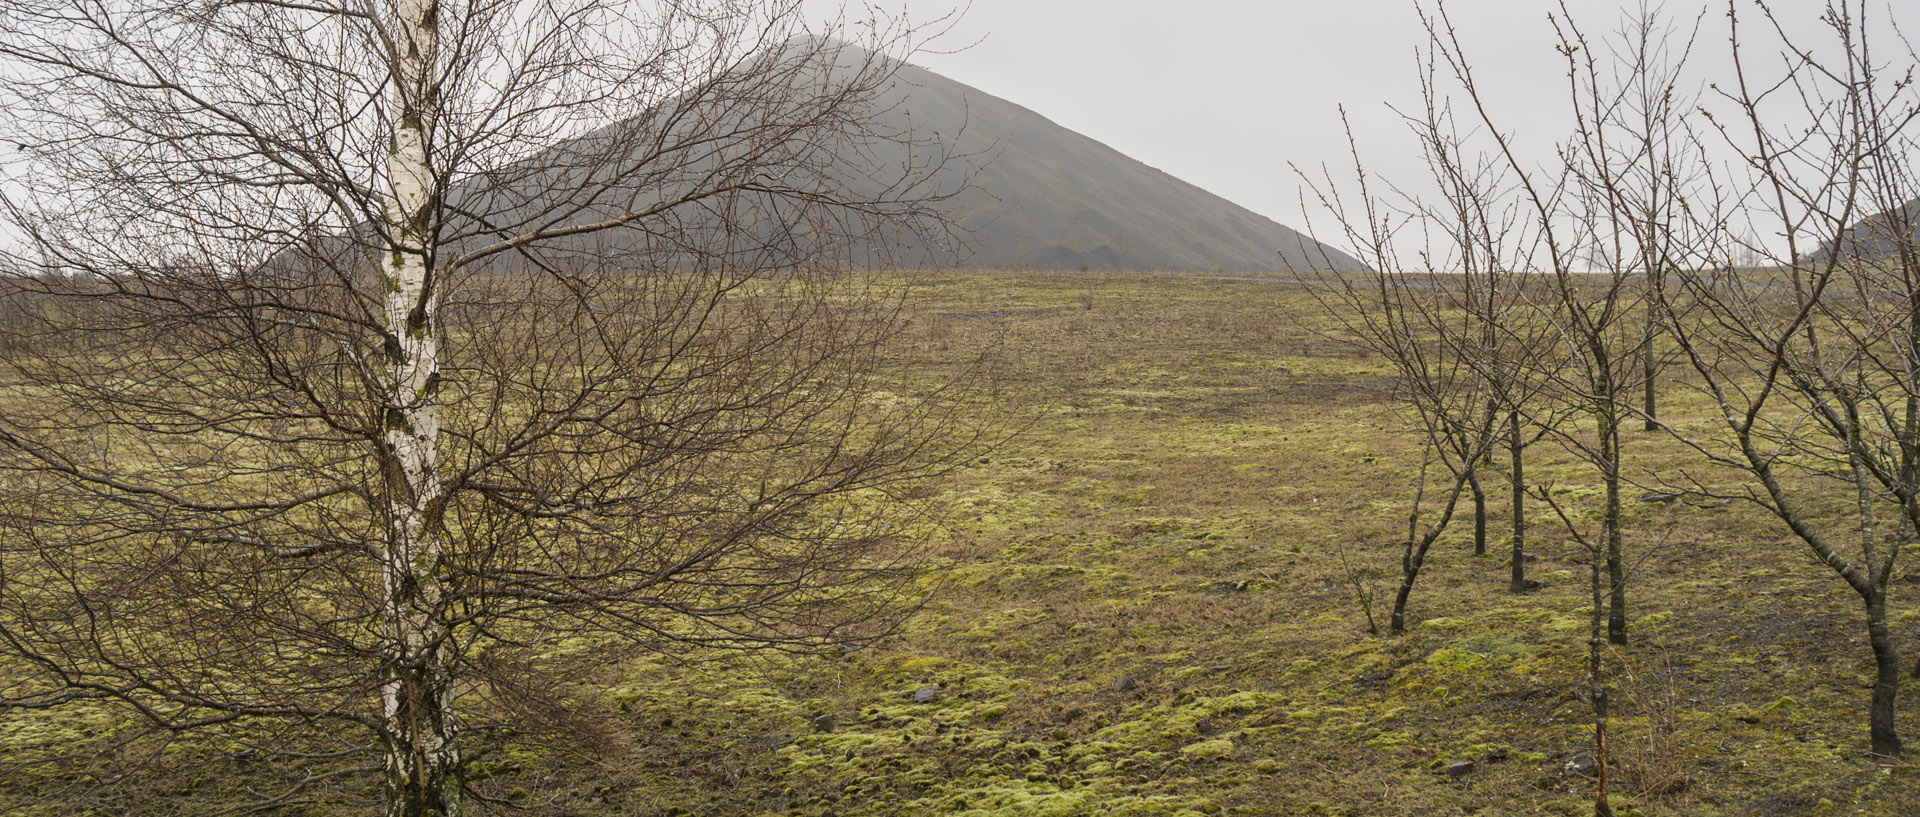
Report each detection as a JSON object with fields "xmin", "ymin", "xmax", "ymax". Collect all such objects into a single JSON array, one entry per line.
[{"xmin": 1645, "ymin": 0, "xmax": 1920, "ymax": 759}]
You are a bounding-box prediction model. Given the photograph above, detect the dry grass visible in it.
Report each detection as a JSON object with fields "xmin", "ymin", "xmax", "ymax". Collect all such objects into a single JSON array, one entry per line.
[{"xmin": 7, "ymin": 269, "xmax": 1920, "ymax": 816}]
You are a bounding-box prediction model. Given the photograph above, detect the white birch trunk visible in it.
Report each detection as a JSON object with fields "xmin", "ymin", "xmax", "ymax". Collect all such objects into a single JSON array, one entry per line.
[{"xmin": 377, "ymin": 0, "xmax": 458, "ymax": 814}]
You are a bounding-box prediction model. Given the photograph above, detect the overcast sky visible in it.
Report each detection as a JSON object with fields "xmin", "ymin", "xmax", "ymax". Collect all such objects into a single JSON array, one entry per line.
[{"xmin": 805, "ymin": 0, "xmax": 1908, "ymax": 256}]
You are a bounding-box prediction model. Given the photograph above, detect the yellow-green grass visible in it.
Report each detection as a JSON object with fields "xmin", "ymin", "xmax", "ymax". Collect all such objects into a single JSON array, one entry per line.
[{"xmin": 5, "ymin": 270, "xmax": 1918, "ymax": 816}]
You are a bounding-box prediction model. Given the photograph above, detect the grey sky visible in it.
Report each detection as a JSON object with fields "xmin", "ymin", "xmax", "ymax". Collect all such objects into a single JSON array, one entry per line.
[{"xmin": 807, "ymin": 0, "xmax": 1902, "ymax": 255}]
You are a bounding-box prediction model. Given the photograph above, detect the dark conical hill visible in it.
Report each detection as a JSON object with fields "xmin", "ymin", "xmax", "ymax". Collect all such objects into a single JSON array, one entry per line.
[
  {"xmin": 444, "ymin": 39, "xmax": 1362, "ymax": 274},
  {"xmin": 839, "ymin": 45, "xmax": 1363, "ymax": 272}
]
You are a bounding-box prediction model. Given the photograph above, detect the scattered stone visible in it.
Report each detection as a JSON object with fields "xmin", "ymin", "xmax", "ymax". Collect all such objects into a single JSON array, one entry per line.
[
  {"xmin": 1445, "ymin": 760, "xmax": 1476, "ymax": 780},
  {"xmin": 1248, "ymin": 544, "xmax": 1263, "ymax": 552},
  {"xmin": 1639, "ymin": 491, "xmax": 1681, "ymax": 505},
  {"xmin": 911, "ymin": 686, "xmax": 939, "ymax": 704},
  {"xmin": 810, "ymin": 715, "xmax": 835, "ymax": 733},
  {"xmin": 1209, "ymin": 664, "xmax": 1233, "ymax": 673},
  {"xmin": 1111, "ymin": 675, "xmax": 1138, "ymax": 692},
  {"xmin": 1516, "ymin": 578, "xmax": 1547, "ymax": 592},
  {"xmin": 1521, "ymin": 551, "xmax": 1538, "ymax": 563},
  {"xmin": 1564, "ymin": 752, "xmax": 1599, "ymax": 778}
]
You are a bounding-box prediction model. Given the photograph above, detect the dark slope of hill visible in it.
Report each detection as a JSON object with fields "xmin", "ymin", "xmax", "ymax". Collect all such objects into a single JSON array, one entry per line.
[
  {"xmin": 1817, "ymin": 197, "xmax": 1919, "ymax": 260},
  {"xmin": 454, "ymin": 39, "xmax": 1363, "ymax": 274},
  {"xmin": 833, "ymin": 45, "xmax": 1364, "ymax": 272}
]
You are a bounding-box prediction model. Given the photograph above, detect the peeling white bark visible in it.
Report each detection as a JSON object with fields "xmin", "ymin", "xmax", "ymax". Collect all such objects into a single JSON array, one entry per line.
[{"xmin": 376, "ymin": 0, "xmax": 459, "ymax": 814}]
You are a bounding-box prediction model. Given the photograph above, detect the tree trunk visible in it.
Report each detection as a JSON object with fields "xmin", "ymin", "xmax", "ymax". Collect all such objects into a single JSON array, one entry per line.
[
  {"xmin": 1642, "ymin": 301, "xmax": 1658, "ymax": 432},
  {"xmin": 1469, "ymin": 469, "xmax": 1487, "ymax": 556},
  {"xmin": 1390, "ymin": 542, "xmax": 1422, "ymax": 635},
  {"xmin": 1603, "ymin": 417, "xmax": 1627, "ymax": 645},
  {"xmin": 1589, "ymin": 558, "xmax": 1613, "ymax": 817},
  {"xmin": 1509, "ymin": 413, "xmax": 1529, "ymax": 593},
  {"xmin": 379, "ymin": 1, "xmax": 459, "ymax": 814},
  {"xmin": 1866, "ymin": 592, "xmax": 1904, "ymax": 759}
]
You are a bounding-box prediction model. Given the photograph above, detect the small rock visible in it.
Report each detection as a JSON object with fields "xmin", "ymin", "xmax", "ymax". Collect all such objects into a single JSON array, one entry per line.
[
  {"xmin": 1516, "ymin": 578, "xmax": 1547, "ymax": 592},
  {"xmin": 811, "ymin": 715, "xmax": 835, "ymax": 733},
  {"xmin": 1563, "ymin": 752, "xmax": 1599, "ymax": 778},
  {"xmin": 911, "ymin": 686, "xmax": 939, "ymax": 704},
  {"xmin": 1639, "ymin": 491, "xmax": 1680, "ymax": 505},
  {"xmin": 1445, "ymin": 760, "xmax": 1475, "ymax": 779},
  {"xmin": 1521, "ymin": 551, "xmax": 1538, "ymax": 563},
  {"xmin": 1194, "ymin": 717, "xmax": 1217, "ymax": 735},
  {"xmin": 1111, "ymin": 675, "xmax": 1138, "ymax": 692},
  {"xmin": 1248, "ymin": 544, "xmax": 1263, "ymax": 552}
]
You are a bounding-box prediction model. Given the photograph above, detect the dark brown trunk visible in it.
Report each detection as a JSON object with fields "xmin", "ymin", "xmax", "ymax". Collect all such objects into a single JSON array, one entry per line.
[
  {"xmin": 1642, "ymin": 302, "xmax": 1658, "ymax": 432},
  {"xmin": 1469, "ymin": 469, "xmax": 1487, "ymax": 556},
  {"xmin": 1866, "ymin": 592, "xmax": 1903, "ymax": 759},
  {"xmin": 1589, "ymin": 558, "xmax": 1613, "ymax": 817},
  {"xmin": 1390, "ymin": 537, "xmax": 1431, "ymax": 635},
  {"xmin": 1603, "ymin": 418, "xmax": 1628, "ymax": 645},
  {"xmin": 1509, "ymin": 413, "xmax": 1529, "ymax": 593}
]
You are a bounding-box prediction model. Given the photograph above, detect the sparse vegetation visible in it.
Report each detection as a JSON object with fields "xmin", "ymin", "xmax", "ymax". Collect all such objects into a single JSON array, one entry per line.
[
  {"xmin": 12, "ymin": 270, "xmax": 1915, "ymax": 815},
  {"xmin": 5, "ymin": 0, "xmax": 1920, "ymax": 814}
]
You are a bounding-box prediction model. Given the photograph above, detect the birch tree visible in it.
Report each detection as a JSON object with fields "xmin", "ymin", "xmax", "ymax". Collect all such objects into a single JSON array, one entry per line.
[{"xmin": 0, "ymin": 1, "xmax": 974, "ymax": 814}]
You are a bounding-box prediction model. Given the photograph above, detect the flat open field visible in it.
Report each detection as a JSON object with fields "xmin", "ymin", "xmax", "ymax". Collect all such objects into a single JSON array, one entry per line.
[
  {"xmin": 572, "ymin": 271, "xmax": 1918, "ymax": 816},
  {"xmin": 6, "ymin": 270, "xmax": 1918, "ymax": 816}
]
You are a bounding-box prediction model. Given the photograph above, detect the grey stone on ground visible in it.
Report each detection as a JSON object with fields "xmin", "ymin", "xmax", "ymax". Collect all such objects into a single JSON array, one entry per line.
[
  {"xmin": 1111, "ymin": 675, "xmax": 1138, "ymax": 692},
  {"xmin": 1445, "ymin": 760, "xmax": 1475, "ymax": 780},
  {"xmin": 1564, "ymin": 752, "xmax": 1599, "ymax": 778},
  {"xmin": 911, "ymin": 686, "xmax": 939, "ymax": 704}
]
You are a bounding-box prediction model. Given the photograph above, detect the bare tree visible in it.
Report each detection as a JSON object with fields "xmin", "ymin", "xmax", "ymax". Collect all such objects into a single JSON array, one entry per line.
[
  {"xmin": 1421, "ymin": 0, "xmax": 1679, "ymax": 646},
  {"xmin": 1397, "ymin": 60, "xmax": 1562, "ymax": 595},
  {"xmin": 1295, "ymin": 98, "xmax": 1540, "ymax": 634},
  {"xmin": 0, "ymin": 1, "xmax": 979, "ymax": 814},
  {"xmin": 1583, "ymin": 3, "xmax": 1703, "ymax": 435},
  {"xmin": 1652, "ymin": 0, "xmax": 1920, "ymax": 760}
]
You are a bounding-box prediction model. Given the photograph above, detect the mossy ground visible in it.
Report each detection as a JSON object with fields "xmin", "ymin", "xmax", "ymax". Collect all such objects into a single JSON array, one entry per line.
[{"xmin": 7, "ymin": 271, "xmax": 1920, "ymax": 815}]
